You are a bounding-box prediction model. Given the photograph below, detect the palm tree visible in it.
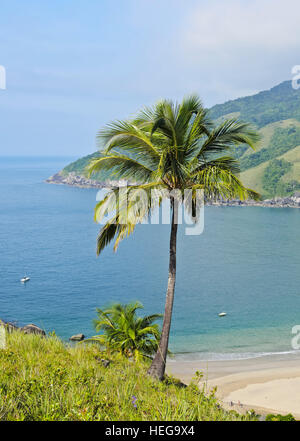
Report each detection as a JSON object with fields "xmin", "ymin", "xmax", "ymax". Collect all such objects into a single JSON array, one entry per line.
[
  {"xmin": 86, "ymin": 302, "xmax": 162, "ymax": 361},
  {"xmin": 88, "ymin": 95, "xmax": 260, "ymax": 380}
]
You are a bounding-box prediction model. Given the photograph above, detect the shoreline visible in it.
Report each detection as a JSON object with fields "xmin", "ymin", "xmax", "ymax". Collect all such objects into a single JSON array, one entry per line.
[
  {"xmin": 45, "ymin": 172, "xmax": 113, "ymax": 189},
  {"xmin": 46, "ymin": 172, "xmax": 300, "ymax": 209},
  {"xmin": 166, "ymin": 351, "xmax": 300, "ymax": 417}
]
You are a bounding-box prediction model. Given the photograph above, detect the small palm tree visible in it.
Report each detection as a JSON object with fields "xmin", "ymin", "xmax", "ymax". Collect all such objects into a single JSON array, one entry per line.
[
  {"xmin": 88, "ymin": 95, "xmax": 260, "ymax": 379},
  {"xmin": 86, "ymin": 302, "xmax": 162, "ymax": 361}
]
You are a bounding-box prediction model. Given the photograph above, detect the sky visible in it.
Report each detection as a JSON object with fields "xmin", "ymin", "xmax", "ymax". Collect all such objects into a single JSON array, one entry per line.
[{"xmin": 0, "ymin": 0, "xmax": 300, "ymax": 157}]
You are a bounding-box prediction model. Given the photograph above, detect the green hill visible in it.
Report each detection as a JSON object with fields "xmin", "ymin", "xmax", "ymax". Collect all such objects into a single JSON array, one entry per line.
[
  {"xmin": 209, "ymin": 80, "xmax": 300, "ymax": 197},
  {"xmin": 61, "ymin": 81, "xmax": 300, "ymax": 198},
  {"xmin": 61, "ymin": 152, "xmax": 103, "ymax": 180},
  {"xmin": 209, "ymin": 80, "xmax": 300, "ymax": 128}
]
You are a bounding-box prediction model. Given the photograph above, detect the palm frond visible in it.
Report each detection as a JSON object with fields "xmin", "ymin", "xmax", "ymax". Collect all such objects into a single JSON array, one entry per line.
[
  {"xmin": 90, "ymin": 95, "xmax": 261, "ymax": 258},
  {"xmin": 96, "ymin": 217, "xmax": 136, "ymax": 255},
  {"xmin": 192, "ymin": 156, "xmax": 241, "ymax": 176},
  {"xmin": 151, "ymin": 100, "xmax": 178, "ymax": 145},
  {"xmin": 97, "ymin": 120, "xmax": 160, "ymax": 165},
  {"xmin": 198, "ymin": 119, "xmax": 260, "ymax": 158},
  {"xmin": 88, "ymin": 153, "xmax": 154, "ymax": 183},
  {"xmin": 194, "ymin": 166, "xmax": 260, "ymax": 201},
  {"xmin": 90, "ymin": 302, "xmax": 161, "ymax": 360},
  {"xmin": 175, "ymin": 94, "xmax": 205, "ymax": 146}
]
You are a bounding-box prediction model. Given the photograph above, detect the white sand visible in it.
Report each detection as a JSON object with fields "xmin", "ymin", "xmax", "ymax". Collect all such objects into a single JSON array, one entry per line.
[
  {"xmin": 166, "ymin": 352, "xmax": 300, "ymax": 417},
  {"xmin": 226, "ymin": 377, "xmax": 300, "ymax": 416}
]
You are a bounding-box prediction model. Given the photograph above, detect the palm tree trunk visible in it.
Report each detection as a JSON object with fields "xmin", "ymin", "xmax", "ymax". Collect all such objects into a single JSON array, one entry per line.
[{"xmin": 148, "ymin": 197, "xmax": 178, "ymax": 380}]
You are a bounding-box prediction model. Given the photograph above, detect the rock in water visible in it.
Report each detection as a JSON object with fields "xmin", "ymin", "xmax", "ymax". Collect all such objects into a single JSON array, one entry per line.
[
  {"xmin": 69, "ymin": 333, "xmax": 85, "ymax": 341},
  {"xmin": 21, "ymin": 324, "xmax": 46, "ymax": 336}
]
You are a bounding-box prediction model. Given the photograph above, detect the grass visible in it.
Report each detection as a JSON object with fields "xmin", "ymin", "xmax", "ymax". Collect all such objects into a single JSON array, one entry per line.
[
  {"xmin": 0, "ymin": 331, "xmax": 256, "ymax": 421},
  {"xmin": 240, "ymin": 144, "xmax": 300, "ymax": 197},
  {"xmin": 240, "ymin": 161, "xmax": 268, "ymax": 195},
  {"xmin": 244, "ymin": 119, "xmax": 300, "ymax": 156},
  {"xmin": 280, "ymin": 145, "xmax": 300, "ymax": 184}
]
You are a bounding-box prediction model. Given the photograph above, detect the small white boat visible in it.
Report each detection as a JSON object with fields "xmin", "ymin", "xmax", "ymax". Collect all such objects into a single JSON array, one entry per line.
[
  {"xmin": 218, "ymin": 312, "xmax": 227, "ymax": 317},
  {"xmin": 20, "ymin": 276, "xmax": 30, "ymax": 283}
]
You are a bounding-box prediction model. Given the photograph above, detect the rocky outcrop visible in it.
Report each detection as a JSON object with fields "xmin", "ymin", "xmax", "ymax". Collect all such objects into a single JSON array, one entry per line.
[
  {"xmin": 46, "ymin": 172, "xmax": 129, "ymax": 189},
  {"xmin": 46, "ymin": 173, "xmax": 300, "ymax": 208},
  {"xmin": 69, "ymin": 333, "xmax": 85, "ymax": 341},
  {"xmin": 209, "ymin": 195, "xmax": 300, "ymax": 209},
  {"xmin": 0, "ymin": 320, "xmax": 18, "ymax": 333},
  {"xmin": 20, "ymin": 324, "xmax": 46, "ymax": 336},
  {"xmin": 0, "ymin": 320, "xmax": 46, "ymax": 336}
]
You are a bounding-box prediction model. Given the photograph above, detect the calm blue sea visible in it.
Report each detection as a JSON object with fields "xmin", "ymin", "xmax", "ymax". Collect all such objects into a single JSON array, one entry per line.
[{"xmin": 1, "ymin": 157, "xmax": 300, "ymax": 360}]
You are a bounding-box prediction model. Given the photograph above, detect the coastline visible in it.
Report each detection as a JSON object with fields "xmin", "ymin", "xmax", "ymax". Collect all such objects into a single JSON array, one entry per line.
[
  {"xmin": 167, "ymin": 352, "xmax": 300, "ymax": 417},
  {"xmin": 46, "ymin": 172, "xmax": 300, "ymax": 208},
  {"xmin": 46, "ymin": 172, "xmax": 112, "ymax": 189}
]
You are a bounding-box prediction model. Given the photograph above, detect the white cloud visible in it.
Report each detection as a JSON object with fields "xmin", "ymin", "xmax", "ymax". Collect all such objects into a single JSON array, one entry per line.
[
  {"xmin": 175, "ymin": 0, "xmax": 300, "ymax": 104},
  {"xmin": 184, "ymin": 0, "xmax": 300, "ymax": 52}
]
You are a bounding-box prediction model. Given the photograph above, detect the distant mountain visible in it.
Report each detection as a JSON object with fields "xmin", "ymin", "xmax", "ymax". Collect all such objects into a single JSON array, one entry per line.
[
  {"xmin": 209, "ymin": 80, "xmax": 300, "ymax": 128},
  {"xmin": 59, "ymin": 80, "xmax": 300, "ymax": 198}
]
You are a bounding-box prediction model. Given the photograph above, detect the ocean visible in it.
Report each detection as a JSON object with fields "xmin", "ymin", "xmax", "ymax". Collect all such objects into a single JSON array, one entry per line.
[{"xmin": 1, "ymin": 156, "xmax": 300, "ymax": 361}]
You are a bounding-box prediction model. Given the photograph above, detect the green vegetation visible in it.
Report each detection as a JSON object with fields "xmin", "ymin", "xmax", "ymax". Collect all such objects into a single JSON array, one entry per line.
[
  {"xmin": 262, "ymin": 159, "xmax": 292, "ymax": 197},
  {"xmin": 0, "ymin": 332, "xmax": 254, "ymax": 421},
  {"xmin": 88, "ymin": 95, "xmax": 259, "ymax": 380},
  {"xmin": 240, "ymin": 144, "xmax": 300, "ymax": 198},
  {"xmin": 62, "ymin": 152, "xmax": 104, "ymax": 180},
  {"xmin": 85, "ymin": 302, "xmax": 162, "ymax": 361},
  {"xmin": 209, "ymin": 83, "xmax": 300, "ymax": 195},
  {"xmin": 240, "ymin": 126, "xmax": 300, "ymax": 171},
  {"xmin": 60, "ymin": 81, "xmax": 300, "ymax": 197},
  {"xmin": 209, "ymin": 80, "xmax": 300, "ymax": 129},
  {"xmin": 209, "ymin": 82, "xmax": 300, "ymax": 195},
  {"xmin": 265, "ymin": 413, "xmax": 295, "ymax": 421}
]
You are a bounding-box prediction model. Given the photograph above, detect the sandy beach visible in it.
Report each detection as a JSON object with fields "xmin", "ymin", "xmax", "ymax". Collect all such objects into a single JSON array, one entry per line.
[{"xmin": 166, "ymin": 352, "xmax": 300, "ymax": 418}]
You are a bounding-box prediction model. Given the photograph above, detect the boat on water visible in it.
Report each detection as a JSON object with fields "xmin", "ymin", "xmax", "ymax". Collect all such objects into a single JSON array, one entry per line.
[
  {"xmin": 20, "ymin": 276, "xmax": 30, "ymax": 283},
  {"xmin": 218, "ymin": 312, "xmax": 227, "ymax": 317}
]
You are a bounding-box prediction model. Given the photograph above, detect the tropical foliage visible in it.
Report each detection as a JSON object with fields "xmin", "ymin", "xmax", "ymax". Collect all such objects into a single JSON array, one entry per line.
[
  {"xmin": 88, "ymin": 94, "xmax": 259, "ymax": 380},
  {"xmin": 85, "ymin": 302, "xmax": 162, "ymax": 361},
  {"xmin": 88, "ymin": 95, "xmax": 259, "ymax": 255}
]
